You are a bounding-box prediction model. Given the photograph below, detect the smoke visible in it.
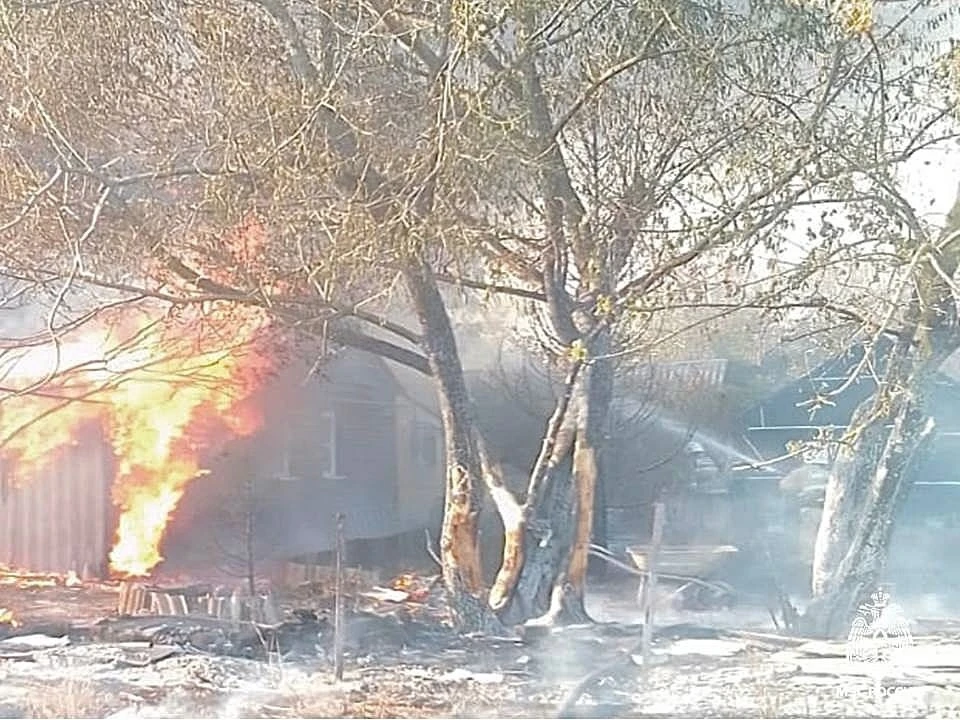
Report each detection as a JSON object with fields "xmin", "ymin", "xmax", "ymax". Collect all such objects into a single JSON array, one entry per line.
[
  {"xmin": 443, "ymin": 288, "xmax": 531, "ymax": 373},
  {"xmin": 0, "ymin": 279, "xmax": 54, "ymax": 339},
  {"xmin": 0, "ymin": 277, "xmax": 129, "ymax": 332}
]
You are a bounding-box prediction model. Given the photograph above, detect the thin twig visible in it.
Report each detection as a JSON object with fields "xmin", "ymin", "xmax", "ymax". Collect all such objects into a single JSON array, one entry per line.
[{"xmin": 424, "ymin": 528, "xmax": 442, "ymax": 567}]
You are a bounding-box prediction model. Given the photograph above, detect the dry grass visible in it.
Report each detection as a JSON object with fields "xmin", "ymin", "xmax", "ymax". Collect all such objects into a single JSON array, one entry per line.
[
  {"xmin": 754, "ymin": 683, "xmax": 786, "ymax": 718},
  {"xmin": 260, "ymin": 671, "xmax": 534, "ymax": 719},
  {"xmin": 293, "ymin": 695, "xmax": 454, "ymax": 718},
  {"xmin": 20, "ymin": 679, "xmax": 105, "ymax": 719},
  {"xmin": 279, "ymin": 679, "xmax": 457, "ymax": 718}
]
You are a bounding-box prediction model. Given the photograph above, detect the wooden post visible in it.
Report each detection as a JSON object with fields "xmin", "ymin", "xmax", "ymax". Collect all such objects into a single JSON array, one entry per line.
[
  {"xmin": 333, "ymin": 512, "xmax": 346, "ymax": 682},
  {"xmin": 263, "ymin": 591, "xmax": 280, "ymax": 625},
  {"xmin": 118, "ymin": 581, "xmax": 131, "ymax": 615},
  {"xmin": 130, "ymin": 584, "xmax": 141, "ymax": 615},
  {"xmin": 640, "ymin": 502, "xmax": 665, "ymax": 666},
  {"xmin": 229, "ymin": 588, "xmax": 242, "ymax": 629},
  {"xmin": 121, "ymin": 581, "xmax": 144, "ymax": 615},
  {"xmin": 174, "ymin": 594, "xmax": 189, "ymax": 616},
  {"xmin": 130, "ymin": 585, "xmax": 147, "ymax": 615}
]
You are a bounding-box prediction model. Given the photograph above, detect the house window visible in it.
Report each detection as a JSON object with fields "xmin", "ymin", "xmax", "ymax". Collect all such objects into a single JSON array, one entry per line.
[
  {"xmin": 412, "ymin": 422, "xmax": 439, "ymax": 468},
  {"xmin": 283, "ymin": 410, "xmax": 337, "ymax": 479}
]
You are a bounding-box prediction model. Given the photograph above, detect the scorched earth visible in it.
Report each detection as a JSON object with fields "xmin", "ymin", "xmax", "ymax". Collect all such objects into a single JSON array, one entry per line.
[{"xmin": 2, "ymin": 568, "xmax": 960, "ymax": 719}]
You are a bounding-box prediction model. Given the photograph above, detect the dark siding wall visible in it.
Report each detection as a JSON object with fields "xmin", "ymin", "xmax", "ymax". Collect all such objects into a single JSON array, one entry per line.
[
  {"xmin": 200, "ymin": 352, "xmax": 407, "ymax": 562},
  {"xmin": 141, "ymin": 347, "xmax": 456, "ymax": 575},
  {"xmin": 329, "ymin": 392, "xmax": 398, "ymax": 535}
]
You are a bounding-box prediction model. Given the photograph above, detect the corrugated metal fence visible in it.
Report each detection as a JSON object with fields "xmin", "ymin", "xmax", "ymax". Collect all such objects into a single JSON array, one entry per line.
[{"xmin": 0, "ymin": 435, "xmax": 112, "ymax": 576}]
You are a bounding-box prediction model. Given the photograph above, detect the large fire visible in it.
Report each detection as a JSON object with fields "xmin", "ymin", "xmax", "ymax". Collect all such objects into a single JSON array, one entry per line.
[
  {"xmin": 0, "ymin": 303, "xmax": 273, "ymax": 577},
  {"xmin": 0, "ymin": 218, "xmax": 276, "ymax": 577}
]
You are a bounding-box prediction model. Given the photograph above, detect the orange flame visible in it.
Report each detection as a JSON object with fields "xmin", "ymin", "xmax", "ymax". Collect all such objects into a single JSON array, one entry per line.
[{"xmin": 0, "ymin": 217, "xmax": 276, "ymax": 577}]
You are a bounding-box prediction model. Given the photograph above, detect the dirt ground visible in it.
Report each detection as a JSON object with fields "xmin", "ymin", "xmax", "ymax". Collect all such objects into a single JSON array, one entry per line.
[{"xmin": 2, "ymin": 572, "xmax": 960, "ymax": 719}]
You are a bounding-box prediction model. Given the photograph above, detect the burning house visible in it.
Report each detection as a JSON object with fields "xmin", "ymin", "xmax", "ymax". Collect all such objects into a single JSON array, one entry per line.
[
  {"xmin": 0, "ymin": 307, "xmax": 445, "ymax": 581},
  {"xmin": 166, "ymin": 349, "xmax": 445, "ymax": 577}
]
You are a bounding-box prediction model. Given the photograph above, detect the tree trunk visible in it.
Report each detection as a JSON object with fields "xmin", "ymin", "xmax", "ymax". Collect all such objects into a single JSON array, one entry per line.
[
  {"xmin": 802, "ymin": 188, "xmax": 960, "ymax": 637},
  {"xmin": 402, "ymin": 257, "xmax": 491, "ymax": 630},
  {"xmin": 491, "ymin": 401, "xmax": 579, "ymax": 626},
  {"xmin": 541, "ymin": 333, "xmax": 614, "ymax": 623},
  {"xmin": 491, "ymin": 336, "xmax": 613, "ymax": 626},
  {"xmin": 802, "ymin": 383, "xmax": 934, "ymax": 637},
  {"xmin": 485, "ymin": 358, "xmax": 578, "ymax": 618},
  {"xmin": 539, "ymin": 408, "xmax": 598, "ymax": 623},
  {"xmin": 810, "ymin": 397, "xmax": 893, "ymax": 601}
]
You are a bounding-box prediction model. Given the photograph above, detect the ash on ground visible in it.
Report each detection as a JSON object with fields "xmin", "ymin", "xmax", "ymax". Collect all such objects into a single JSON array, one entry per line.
[{"xmin": 2, "ymin": 574, "xmax": 960, "ymax": 718}]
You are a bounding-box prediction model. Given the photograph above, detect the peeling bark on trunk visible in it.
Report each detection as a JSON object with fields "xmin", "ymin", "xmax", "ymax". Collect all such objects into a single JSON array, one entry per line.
[
  {"xmin": 565, "ymin": 422, "xmax": 598, "ymax": 600},
  {"xmin": 533, "ymin": 383, "xmax": 595, "ymax": 625},
  {"xmin": 491, "ymin": 428, "xmax": 574, "ymax": 625},
  {"xmin": 487, "ymin": 362, "xmax": 581, "ymax": 617},
  {"xmin": 802, "ymin": 388, "xmax": 934, "ymax": 637},
  {"xmin": 493, "ymin": 404, "xmax": 579, "ymax": 626},
  {"xmin": 491, "ymin": 339, "xmax": 613, "ymax": 626},
  {"xmin": 486, "ymin": 483, "xmax": 525, "ymax": 611},
  {"xmin": 543, "ymin": 334, "xmax": 614, "ymax": 623},
  {"xmin": 538, "ymin": 420, "xmax": 597, "ymax": 624},
  {"xmin": 402, "ymin": 258, "xmax": 491, "ymax": 629},
  {"xmin": 511, "ymin": 458, "xmax": 579, "ymax": 624},
  {"xmin": 475, "ymin": 431, "xmax": 526, "ymax": 617}
]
